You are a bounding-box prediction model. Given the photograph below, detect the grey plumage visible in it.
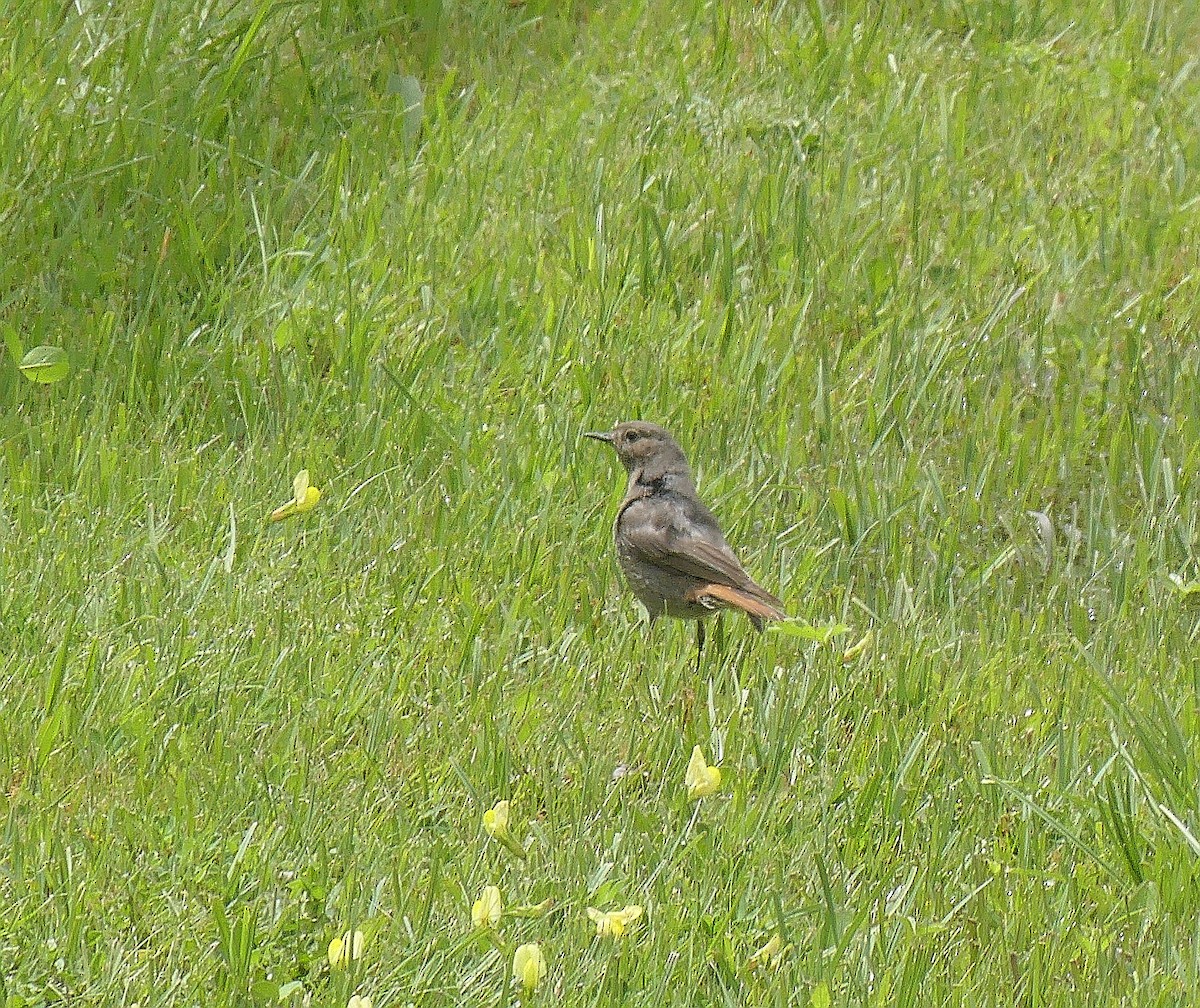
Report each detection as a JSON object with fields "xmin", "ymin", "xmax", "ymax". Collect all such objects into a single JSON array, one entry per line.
[{"xmin": 585, "ymin": 421, "xmax": 785, "ymax": 664}]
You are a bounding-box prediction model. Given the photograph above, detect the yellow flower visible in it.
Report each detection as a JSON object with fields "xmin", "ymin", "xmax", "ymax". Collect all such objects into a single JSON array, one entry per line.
[
  {"xmin": 472, "ymin": 885, "xmax": 503, "ymax": 928},
  {"xmin": 347, "ymin": 996, "xmax": 373, "ymax": 1008},
  {"xmin": 685, "ymin": 745, "xmax": 722, "ymax": 799},
  {"xmin": 586, "ymin": 904, "xmax": 644, "ymax": 938},
  {"xmin": 327, "ymin": 929, "xmax": 365, "ymax": 968},
  {"xmin": 842, "ymin": 629, "xmax": 873, "ymax": 663},
  {"xmin": 747, "ymin": 934, "xmax": 791, "ymax": 970},
  {"xmin": 512, "ymin": 942, "xmax": 546, "ymax": 993},
  {"xmin": 483, "ymin": 800, "xmax": 510, "ymax": 837},
  {"xmin": 483, "ymin": 799, "xmax": 526, "ymax": 859},
  {"xmin": 270, "ymin": 469, "xmax": 322, "ymax": 521}
]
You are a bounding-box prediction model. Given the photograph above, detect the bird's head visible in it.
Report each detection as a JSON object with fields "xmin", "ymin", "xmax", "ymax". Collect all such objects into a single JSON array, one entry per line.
[{"xmin": 584, "ymin": 421, "xmax": 691, "ymax": 479}]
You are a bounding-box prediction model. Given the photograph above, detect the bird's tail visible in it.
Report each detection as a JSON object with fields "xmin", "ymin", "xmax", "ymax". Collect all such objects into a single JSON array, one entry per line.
[{"xmin": 686, "ymin": 582, "xmax": 786, "ymax": 631}]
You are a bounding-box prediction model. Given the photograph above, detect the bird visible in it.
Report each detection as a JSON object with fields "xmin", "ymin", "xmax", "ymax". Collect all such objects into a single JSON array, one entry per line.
[{"xmin": 584, "ymin": 421, "xmax": 786, "ymax": 669}]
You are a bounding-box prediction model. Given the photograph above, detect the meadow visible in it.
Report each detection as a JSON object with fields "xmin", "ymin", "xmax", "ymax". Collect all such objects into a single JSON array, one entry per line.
[{"xmin": 3, "ymin": 0, "xmax": 1200, "ymax": 1004}]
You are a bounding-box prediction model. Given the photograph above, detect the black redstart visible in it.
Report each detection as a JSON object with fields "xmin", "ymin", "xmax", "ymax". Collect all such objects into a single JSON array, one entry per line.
[{"xmin": 585, "ymin": 421, "xmax": 786, "ymax": 666}]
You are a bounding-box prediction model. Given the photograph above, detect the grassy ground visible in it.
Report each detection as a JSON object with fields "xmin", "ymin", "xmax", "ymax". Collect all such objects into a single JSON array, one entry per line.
[{"xmin": 3, "ymin": 0, "xmax": 1200, "ymax": 1004}]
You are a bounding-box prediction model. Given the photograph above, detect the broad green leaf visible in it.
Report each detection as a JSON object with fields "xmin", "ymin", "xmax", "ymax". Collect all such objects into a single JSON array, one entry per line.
[
  {"xmin": 18, "ymin": 345, "xmax": 69, "ymax": 384},
  {"xmin": 250, "ymin": 980, "xmax": 278, "ymax": 1004},
  {"xmin": 273, "ymin": 318, "xmax": 294, "ymax": 350},
  {"xmin": 387, "ymin": 74, "xmax": 424, "ymax": 147},
  {"xmin": 770, "ymin": 620, "xmax": 851, "ymax": 644}
]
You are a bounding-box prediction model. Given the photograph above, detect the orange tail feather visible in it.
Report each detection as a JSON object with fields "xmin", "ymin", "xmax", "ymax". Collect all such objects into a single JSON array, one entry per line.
[{"xmin": 686, "ymin": 583, "xmax": 787, "ymax": 623}]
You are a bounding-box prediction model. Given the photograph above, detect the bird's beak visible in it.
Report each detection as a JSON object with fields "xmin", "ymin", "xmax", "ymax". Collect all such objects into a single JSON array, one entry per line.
[{"xmin": 584, "ymin": 430, "xmax": 615, "ymax": 443}]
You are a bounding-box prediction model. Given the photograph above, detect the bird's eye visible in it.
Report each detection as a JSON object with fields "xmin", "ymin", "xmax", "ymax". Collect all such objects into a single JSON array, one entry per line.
[{"xmin": 624, "ymin": 430, "xmax": 641, "ymax": 442}]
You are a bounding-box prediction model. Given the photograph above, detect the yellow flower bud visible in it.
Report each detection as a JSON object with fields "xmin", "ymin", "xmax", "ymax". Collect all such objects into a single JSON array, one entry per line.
[
  {"xmin": 512, "ymin": 942, "xmax": 546, "ymax": 992},
  {"xmin": 483, "ymin": 800, "xmax": 526, "ymax": 859},
  {"xmin": 328, "ymin": 929, "xmax": 365, "ymax": 968},
  {"xmin": 747, "ymin": 934, "xmax": 791, "ymax": 970},
  {"xmin": 586, "ymin": 904, "xmax": 644, "ymax": 938},
  {"xmin": 685, "ymin": 745, "xmax": 721, "ymax": 799},
  {"xmin": 472, "ymin": 885, "xmax": 503, "ymax": 928},
  {"xmin": 483, "ymin": 800, "xmax": 510, "ymax": 838},
  {"xmin": 270, "ymin": 469, "xmax": 322, "ymax": 521}
]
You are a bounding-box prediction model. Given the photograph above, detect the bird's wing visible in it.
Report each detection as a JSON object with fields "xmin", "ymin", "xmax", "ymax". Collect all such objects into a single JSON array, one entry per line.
[{"xmin": 620, "ymin": 496, "xmax": 779, "ymax": 603}]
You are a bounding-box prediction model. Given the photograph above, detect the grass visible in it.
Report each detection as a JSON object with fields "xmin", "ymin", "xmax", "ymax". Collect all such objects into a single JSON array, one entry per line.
[{"xmin": 3, "ymin": 0, "xmax": 1200, "ymax": 1004}]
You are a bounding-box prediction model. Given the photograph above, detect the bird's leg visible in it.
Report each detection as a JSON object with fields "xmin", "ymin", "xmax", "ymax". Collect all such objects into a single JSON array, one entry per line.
[
  {"xmin": 695, "ymin": 619, "xmax": 705, "ymax": 675},
  {"xmin": 644, "ymin": 612, "xmax": 660, "ymax": 711}
]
